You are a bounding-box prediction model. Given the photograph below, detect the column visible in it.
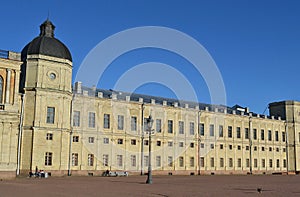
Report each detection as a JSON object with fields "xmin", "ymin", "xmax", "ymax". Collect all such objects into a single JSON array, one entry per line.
[{"xmin": 5, "ymin": 69, "xmax": 11, "ymax": 104}]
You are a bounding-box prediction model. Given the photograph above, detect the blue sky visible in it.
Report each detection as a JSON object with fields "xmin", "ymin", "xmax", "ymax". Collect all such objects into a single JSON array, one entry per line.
[{"xmin": 1, "ymin": 0, "xmax": 300, "ymax": 114}]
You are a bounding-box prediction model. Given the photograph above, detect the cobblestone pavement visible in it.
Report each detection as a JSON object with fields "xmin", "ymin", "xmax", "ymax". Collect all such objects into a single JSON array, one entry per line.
[{"xmin": 0, "ymin": 175, "xmax": 300, "ymax": 196}]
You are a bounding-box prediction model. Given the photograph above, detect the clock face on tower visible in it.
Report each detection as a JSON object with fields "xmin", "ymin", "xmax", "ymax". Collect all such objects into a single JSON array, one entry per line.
[{"xmin": 49, "ymin": 72, "xmax": 56, "ymax": 80}]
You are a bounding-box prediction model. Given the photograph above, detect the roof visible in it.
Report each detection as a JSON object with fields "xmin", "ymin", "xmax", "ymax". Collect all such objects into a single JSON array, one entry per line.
[{"xmin": 22, "ymin": 20, "xmax": 72, "ymax": 61}]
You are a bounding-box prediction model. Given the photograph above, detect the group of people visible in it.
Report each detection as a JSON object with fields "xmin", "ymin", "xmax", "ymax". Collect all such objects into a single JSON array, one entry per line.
[{"xmin": 28, "ymin": 166, "xmax": 47, "ymax": 178}]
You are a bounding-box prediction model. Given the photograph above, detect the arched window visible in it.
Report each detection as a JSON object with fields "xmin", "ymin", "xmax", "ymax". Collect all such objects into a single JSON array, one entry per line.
[{"xmin": 0, "ymin": 76, "xmax": 3, "ymax": 103}]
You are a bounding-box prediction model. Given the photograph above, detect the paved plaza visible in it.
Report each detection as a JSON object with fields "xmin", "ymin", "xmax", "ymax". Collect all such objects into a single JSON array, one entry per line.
[{"xmin": 0, "ymin": 175, "xmax": 300, "ymax": 196}]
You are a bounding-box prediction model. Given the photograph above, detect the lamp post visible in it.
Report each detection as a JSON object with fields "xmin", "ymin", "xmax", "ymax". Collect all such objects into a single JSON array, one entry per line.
[{"xmin": 146, "ymin": 115, "xmax": 154, "ymax": 184}]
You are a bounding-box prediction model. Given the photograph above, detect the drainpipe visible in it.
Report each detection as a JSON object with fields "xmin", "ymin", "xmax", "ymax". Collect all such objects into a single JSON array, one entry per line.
[
  {"xmin": 285, "ymin": 121, "xmax": 288, "ymax": 174},
  {"xmin": 17, "ymin": 93, "xmax": 25, "ymax": 176},
  {"xmin": 68, "ymin": 94, "xmax": 74, "ymax": 176},
  {"xmin": 197, "ymin": 110, "xmax": 201, "ymax": 175},
  {"xmin": 249, "ymin": 116, "xmax": 252, "ymax": 174},
  {"xmin": 140, "ymin": 103, "xmax": 144, "ymax": 175}
]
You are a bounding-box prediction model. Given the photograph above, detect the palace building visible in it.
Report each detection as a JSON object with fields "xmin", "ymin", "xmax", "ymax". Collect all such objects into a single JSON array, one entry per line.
[{"xmin": 0, "ymin": 20, "xmax": 299, "ymax": 178}]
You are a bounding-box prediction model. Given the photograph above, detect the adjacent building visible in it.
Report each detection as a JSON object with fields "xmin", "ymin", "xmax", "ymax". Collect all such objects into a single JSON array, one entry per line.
[{"xmin": 0, "ymin": 20, "xmax": 299, "ymax": 178}]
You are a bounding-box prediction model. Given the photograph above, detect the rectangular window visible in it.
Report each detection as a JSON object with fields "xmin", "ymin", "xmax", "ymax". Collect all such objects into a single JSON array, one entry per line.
[
  {"xmin": 103, "ymin": 137, "xmax": 109, "ymax": 144},
  {"xmin": 73, "ymin": 136, "xmax": 79, "ymax": 142},
  {"xmin": 88, "ymin": 112, "xmax": 95, "ymax": 128},
  {"xmin": 237, "ymin": 158, "xmax": 241, "ymax": 168},
  {"xmin": 46, "ymin": 107, "xmax": 55, "ymax": 124},
  {"xmin": 210, "ymin": 157, "xmax": 214, "ymax": 167},
  {"xmin": 269, "ymin": 147, "xmax": 272, "ymax": 152},
  {"xmin": 156, "ymin": 156, "xmax": 161, "ymax": 167},
  {"xmin": 88, "ymin": 137, "xmax": 94, "ymax": 143},
  {"xmin": 245, "ymin": 146, "xmax": 249, "ymax": 150},
  {"xmin": 103, "ymin": 154, "xmax": 109, "ymax": 166},
  {"xmin": 268, "ymin": 130, "xmax": 272, "ymax": 141},
  {"xmin": 131, "ymin": 155, "xmax": 136, "ymax": 167},
  {"xmin": 131, "ymin": 139, "xmax": 136, "ymax": 145},
  {"xmin": 262, "ymin": 159, "xmax": 266, "ymax": 168},
  {"xmin": 117, "ymin": 155, "xmax": 123, "ymax": 167},
  {"xmin": 168, "ymin": 120, "xmax": 173, "ymax": 133},
  {"xmin": 104, "ymin": 114, "xmax": 110, "ymax": 129},
  {"xmin": 253, "ymin": 129, "xmax": 257, "ymax": 140},
  {"xmin": 144, "ymin": 156, "xmax": 149, "ymax": 167},
  {"xmin": 269, "ymin": 159, "xmax": 273, "ymax": 168},
  {"xmin": 220, "ymin": 144, "xmax": 224, "ymax": 149},
  {"xmin": 190, "ymin": 157, "xmax": 194, "ymax": 167},
  {"xmin": 200, "ymin": 157, "xmax": 204, "ymax": 167},
  {"xmin": 237, "ymin": 145, "xmax": 241, "ymax": 150},
  {"xmin": 179, "ymin": 142, "xmax": 184, "ymax": 147},
  {"xmin": 229, "ymin": 158, "xmax": 233, "ymax": 167},
  {"xmin": 168, "ymin": 141, "xmax": 173, "ymax": 147},
  {"xmin": 210, "ymin": 124, "xmax": 214, "ymax": 137},
  {"xmin": 143, "ymin": 118, "xmax": 148, "ymax": 131},
  {"xmin": 275, "ymin": 131, "xmax": 279, "ymax": 141},
  {"xmin": 210, "ymin": 144, "xmax": 214, "ymax": 149},
  {"xmin": 117, "ymin": 138, "xmax": 123, "ymax": 144},
  {"xmin": 276, "ymin": 159, "xmax": 280, "ymax": 168},
  {"xmin": 283, "ymin": 148, "xmax": 286, "ymax": 152},
  {"xmin": 219, "ymin": 125, "xmax": 224, "ymax": 137},
  {"xmin": 236, "ymin": 127, "xmax": 241, "ymax": 138},
  {"xmin": 118, "ymin": 115, "xmax": 124, "ymax": 130},
  {"xmin": 254, "ymin": 158, "xmax": 258, "ymax": 168},
  {"xmin": 73, "ymin": 111, "xmax": 80, "ymax": 127},
  {"xmin": 131, "ymin": 116, "xmax": 137, "ymax": 131},
  {"xmin": 220, "ymin": 158, "xmax": 224, "ymax": 168},
  {"xmin": 282, "ymin": 132, "xmax": 286, "ymax": 142},
  {"xmin": 199, "ymin": 123, "xmax": 204, "ymax": 136},
  {"xmin": 261, "ymin": 129, "xmax": 265, "ymax": 140},
  {"xmin": 190, "ymin": 142, "xmax": 194, "ymax": 148},
  {"xmin": 88, "ymin": 154, "xmax": 94, "ymax": 166},
  {"xmin": 190, "ymin": 122, "xmax": 195, "ymax": 135},
  {"xmin": 179, "ymin": 156, "xmax": 184, "ymax": 167},
  {"xmin": 179, "ymin": 121, "xmax": 184, "ymax": 134},
  {"xmin": 45, "ymin": 152, "xmax": 52, "ymax": 166},
  {"xmin": 254, "ymin": 146, "xmax": 257, "ymax": 151},
  {"xmin": 261, "ymin": 146, "xmax": 265, "ymax": 151},
  {"xmin": 144, "ymin": 140, "xmax": 149, "ymax": 146},
  {"xmin": 245, "ymin": 128, "xmax": 249, "ymax": 139},
  {"xmin": 72, "ymin": 153, "xmax": 78, "ymax": 166},
  {"xmin": 228, "ymin": 126, "xmax": 232, "ymax": 138},
  {"xmin": 246, "ymin": 158, "xmax": 250, "ymax": 168},
  {"xmin": 46, "ymin": 133, "xmax": 53, "ymax": 140},
  {"xmin": 156, "ymin": 141, "xmax": 161, "ymax": 146},
  {"xmin": 229, "ymin": 144, "xmax": 233, "ymax": 150},
  {"xmin": 168, "ymin": 156, "xmax": 173, "ymax": 167},
  {"xmin": 200, "ymin": 143, "xmax": 204, "ymax": 149},
  {"xmin": 283, "ymin": 159, "xmax": 287, "ymax": 168},
  {"xmin": 156, "ymin": 119, "xmax": 162, "ymax": 133}
]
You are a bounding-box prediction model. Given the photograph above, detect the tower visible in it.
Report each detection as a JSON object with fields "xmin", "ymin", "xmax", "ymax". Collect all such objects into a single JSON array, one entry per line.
[
  {"xmin": 269, "ymin": 101, "xmax": 300, "ymax": 173},
  {"xmin": 20, "ymin": 20, "xmax": 72, "ymax": 175}
]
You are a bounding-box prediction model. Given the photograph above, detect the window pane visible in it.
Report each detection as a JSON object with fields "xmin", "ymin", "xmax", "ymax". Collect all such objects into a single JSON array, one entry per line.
[
  {"xmin": 190, "ymin": 122, "xmax": 194, "ymax": 135},
  {"xmin": 118, "ymin": 115, "xmax": 124, "ymax": 130},
  {"xmin": 47, "ymin": 107, "xmax": 55, "ymax": 124},
  {"xmin": 156, "ymin": 119, "xmax": 162, "ymax": 133},
  {"xmin": 131, "ymin": 116, "xmax": 137, "ymax": 131},
  {"xmin": 179, "ymin": 121, "xmax": 184, "ymax": 134},
  {"xmin": 73, "ymin": 111, "xmax": 80, "ymax": 127},
  {"xmin": 88, "ymin": 112, "xmax": 95, "ymax": 128},
  {"xmin": 168, "ymin": 120, "xmax": 173, "ymax": 133},
  {"xmin": 104, "ymin": 114, "xmax": 110, "ymax": 129}
]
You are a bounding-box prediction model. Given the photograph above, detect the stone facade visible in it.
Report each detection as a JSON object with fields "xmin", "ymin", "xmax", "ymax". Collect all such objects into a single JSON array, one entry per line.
[{"xmin": 0, "ymin": 21, "xmax": 299, "ymax": 178}]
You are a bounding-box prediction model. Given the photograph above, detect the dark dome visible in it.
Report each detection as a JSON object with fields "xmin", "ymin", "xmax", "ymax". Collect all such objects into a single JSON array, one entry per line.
[{"xmin": 22, "ymin": 20, "xmax": 72, "ymax": 61}]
